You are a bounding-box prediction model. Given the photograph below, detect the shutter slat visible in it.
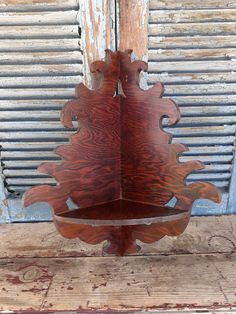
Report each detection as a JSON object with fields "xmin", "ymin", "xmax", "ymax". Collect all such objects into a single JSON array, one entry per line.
[
  {"xmin": 149, "ymin": 22, "xmax": 236, "ymax": 36},
  {"xmin": 149, "ymin": 9, "xmax": 236, "ymax": 23},
  {"xmin": 165, "ymin": 116, "xmax": 236, "ymax": 125},
  {"xmin": 149, "ymin": 0, "xmax": 236, "ymax": 10},
  {"xmin": 149, "ymin": 35, "xmax": 236, "ymax": 49},
  {"xmin": 0, "ymin": 25, "xmax": 79, "ymax": 38},
  {"xmin": 148, "ymin": 60, "xmax": 236, "ymax": 72},
  {"xmin": 148, "ymin": 72, "xmax": 236, "ymax": 84},
  {"xmin": 163, "ymin": 83, "xmax": 236, "ymax": 95},
  {"xmin": 166, "ymin": 125, "xmax": 235, "ymax": 135},
  {"xmin": 0, "ymin": 1, "xmax": 79, "ymax": 11},
  {"xmin": 0, "ymin": 64, "xmax": 82, "ymax": 76},
  {"xmin": 0, "ymin": 11, "xmax": 79, "ymax": 25},
  {"xmin": 7, "ymin": 178, "xmax": 56, "ymax": 185},
  {"xmin": 0, "ymin": 89, "xmax": 76, "ymax": 99},
  {"xmin": 171, "ymin": 95, "xmax": 236, "ymax": 105},
  {"xmin": 1, "ymin": 131, "xmax": 74, "ymax": 140},
  {"xmin": 0, "ymin": 76, "xmax": 81, "ymax": 87},
  {"xmin": 0, "ymin": 38, "xmax": 81, "ymax": 51},
  {"xmin": 0, "ymin": 51, "xmax": 82, "ymax": 64},
  {"xmin": 0, "ymin": 99, "xmax": 69, "ymax": 109}
]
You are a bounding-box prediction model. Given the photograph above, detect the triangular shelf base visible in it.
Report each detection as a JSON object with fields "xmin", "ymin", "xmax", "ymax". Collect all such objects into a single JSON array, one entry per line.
[{"xmin": 56, "ymin": 199, "xmax": 188, "ymax": 226}]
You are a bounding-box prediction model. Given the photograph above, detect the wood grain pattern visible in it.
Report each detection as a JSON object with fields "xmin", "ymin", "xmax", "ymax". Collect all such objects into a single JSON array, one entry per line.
[
  {"xmin": 0, "ymin": 254, "xmax": 236, "ymax": 312},
  {"xmin": 23, "ymin": 50, "xmax": 221, "ymax": 256}
]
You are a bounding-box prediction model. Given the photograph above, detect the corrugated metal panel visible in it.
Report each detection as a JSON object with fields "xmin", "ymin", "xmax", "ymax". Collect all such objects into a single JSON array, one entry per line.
[
  {"xmin": 0, "ymin": 0, "xmax": 83, "ymax": 198},
  {"xmin": 148, "ymin": 0, "xmax": 236, "ymax": 192}
]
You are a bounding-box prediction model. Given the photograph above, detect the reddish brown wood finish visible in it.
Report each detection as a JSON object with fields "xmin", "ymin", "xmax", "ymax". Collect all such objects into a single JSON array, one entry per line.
[{"xmin": 23, "ymin": 50, "xmax": 221, "ymax": 256}]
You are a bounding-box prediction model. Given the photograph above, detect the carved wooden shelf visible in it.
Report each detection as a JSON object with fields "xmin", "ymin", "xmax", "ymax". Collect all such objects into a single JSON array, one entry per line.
[{"xmin": 23, "ymin": 49, "xmax": 221, "ymax": 256}]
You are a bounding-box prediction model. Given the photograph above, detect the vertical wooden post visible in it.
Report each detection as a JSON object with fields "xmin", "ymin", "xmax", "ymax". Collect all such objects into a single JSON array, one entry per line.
[
  {"xmin": 117, "ymin": 0, "xmax": 149, "ymax": 58},
  {"xmin": 117, "ymin": 0, "xmax": 149, "ymax": 88},
  {"xmin": 80, "ymin": 0, "xmax": 116, "ymax": 89}
]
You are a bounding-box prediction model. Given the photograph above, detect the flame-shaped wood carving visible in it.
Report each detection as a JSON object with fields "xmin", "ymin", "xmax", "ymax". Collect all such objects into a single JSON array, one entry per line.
[{"xmin": 23, "ymin": 50, "xmax": 221, "ymax": 256}]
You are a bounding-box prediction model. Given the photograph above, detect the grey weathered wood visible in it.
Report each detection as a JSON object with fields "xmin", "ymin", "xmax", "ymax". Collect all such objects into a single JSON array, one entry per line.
[
  {"xmin": 149, "ymin": 9, "xmax": 236, "ymax": 23},
  {"xmin": 0, "ymin": 11, "xmax": 80, "ymax": 25},
  {"xmin": 1, "ymin": 131, "xmax": 73, "ymax": 140},
  {"xmin": 148, "ymin": 60, "xmax": 236, "ymax": 72},
  {"xmin": 171, "ymin": 95, "xmax": 236, "ymax": 105},
  {"xmin": 0, "ymin": 217, "xmax": 236, "ymax": 311},
  {"xmin": 0, "ymin": 76, "xmax": 81, "ymax": 88},
  {"xmin": 0, "ymin": 253, "xmax": 235, "ymax": 312},
  {"xmin": 79, "ymin": 0, "xmax": 116, "ymax": 88},
  {"xmin": 163, "ymin": 83, "xmax": 236, "ymax": 95},
  {"xmin": 0, "ymin": 51, "xmax": 82, "ymax": 64},
  {"xmin": 149, "ymin": 0, "xmax": 236, "ymax": 9},
  {"xmin": 0, "ymin": 64, "xmax": 82, "ymax": 76},
  {"xmin": 0, "ymin": 215, "xmax": 235, "ymax": 257},
  {"xmin": 148, "ymin": 48, "xmax": 236, "ymax": 61},
  {"xmin": 0, "ymin": 0, "xmax": 79, "ymax": 11},
  {"xmin": 172, "ymin": 136, "xmax": 235, "ymax": 145},
  {"xmin": 0, "ymin": 38, "xmax": 81, "ymax": 51},
  {"xmin": 0, "ymin": 25, "xmax": 79, "ymax": 38},
  {"xmin": 167, "ymin": 125, "xmax": 235, "ymax": 135},
  {"xmin": 148, "ymin": 72, "xmax": 236, "ymax": 84},
  {"xmin": 149, "ymin": 22, "xmax": 236, "ymax": 36}
]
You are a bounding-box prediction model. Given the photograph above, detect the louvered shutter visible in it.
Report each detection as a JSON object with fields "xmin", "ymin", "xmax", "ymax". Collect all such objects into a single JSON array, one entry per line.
[
  {"xmin": 0, "ymin": 1, "xmax": 83, "ymax": 221},
  {"xmin": 148, "ymin": 0, "xmax": 236, "ymax": 214}
]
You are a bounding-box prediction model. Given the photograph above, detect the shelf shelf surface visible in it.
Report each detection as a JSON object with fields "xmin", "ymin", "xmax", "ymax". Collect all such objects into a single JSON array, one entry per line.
[{"xmin": 56, "ymin": 199, "xmax": 188, "ymax": 226}]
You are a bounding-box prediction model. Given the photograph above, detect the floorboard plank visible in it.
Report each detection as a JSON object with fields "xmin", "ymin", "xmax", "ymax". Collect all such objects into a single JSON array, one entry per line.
[
  {"xmin": 0, "ymin": 215, "xmax": 235, "ymax": 258},
  {"xmin": 0, "ymin": 254, "xmax": 235, "ymax": 312}
]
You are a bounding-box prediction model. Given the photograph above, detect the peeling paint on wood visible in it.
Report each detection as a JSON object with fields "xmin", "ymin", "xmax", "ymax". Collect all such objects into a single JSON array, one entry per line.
[
  {"xmin": 1, "ymin": 215, "xmax": 235, "ymax": 257},
  {"xmin": 0, "ymin": 11, "xmax": 80, "ymax": 25},
  {"xmin": 117, "ymin": 0, "xmax": 149, "ymax": 88},
  {"xmin": 79, "ymin": 0, "xmax": 116, "ymax": 88},
  {"xmin": 0, "ymin": 253, "xmax": 235, "ymax": 311},
  {"xmin": 0, "ymin": 0, "xmax": 79, "ymax": 11},
  {"xmin": 118, "ymin": 0, "xmax": 148, "ymax": 60},
  {"xmin": 148, "ymin": 48, "xmax": 236, "ymax": 61},
  {"xmin": 149, "ymin": 22, "xmax": 236, "ymax": 36},
  {"xmin": 149, "ymin": 9, "xmax": 236, "ymax": 23},
  {"xmin": 0, "ymin": 216, "xmax": 236, "ymax": 310},
  {"xmin": 149, "ymin": 0, "xmax": 236, "ymax": 9}
]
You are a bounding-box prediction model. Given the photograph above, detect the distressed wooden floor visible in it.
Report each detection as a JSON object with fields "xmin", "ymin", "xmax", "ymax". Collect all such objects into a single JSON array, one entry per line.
[{"xmin": 0, "ymin": 215, "xmax": 236, "ymax": 313}]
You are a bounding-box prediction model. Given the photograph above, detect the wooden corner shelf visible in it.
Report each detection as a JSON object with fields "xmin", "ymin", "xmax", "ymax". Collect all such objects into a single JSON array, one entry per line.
[{"xmin": 22, "ymin": 49, "xmax": 221, "ymax": 256}]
